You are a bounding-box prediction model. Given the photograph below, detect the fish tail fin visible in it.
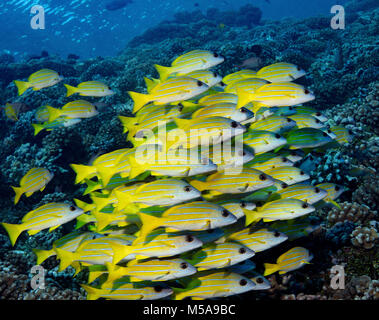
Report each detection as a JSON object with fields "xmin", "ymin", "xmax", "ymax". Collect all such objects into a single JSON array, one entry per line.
[
  {"xmin": 74, "ymin": 198, "xmax": 95, "ymax": 213},
  {"xmin": 189, "ymin": 180, "xmax": 207, "ymax": 192},
  {"xmin": 92, "ymin": 211, "xmax": 113, "ymax": 231},
  {"xmin": 114, "ymin": 190, "xmax": 133, "ymax": 211},
  {"xmin": 14, "ymin": 80, "xmax": 31, "ymax": 96},
  {"xmin": 144, "ymin": 77, "xmax": 159, "ymax": 92},
  {"xmin": 128, "ymin": 91, "xmax": 151, "ymax": 113},
  {"xmin": 83, "ymin": 179, "xmax": 101, "ymax": 195},
  {"xmin": 32, "ymin": 123, "xmax": 45, "ymax": 136},
  {"xmin": 11, "ymin": 186, "xmax": 24, "ymax": 204},
  {"xmin": 135, "ymin": 212, "xmax": 161, "ymax": 243},
  {"xmin": 1, "ymin": 222, "xmax": 24, "ymax": 246},
  {"xmin": 32, "ymin": 248, "xmax": 55, "ymax": 265},
  {"xmin": 46, "ymin": 106, "xmax": 62, "ymax": 122},
  {"xmin": 111, "ymin": 243, "xmax": 135, "ymax": 265},
  {"xmin": 118, "ymin": 116, "xmax": 137, "ymax": 134},
  {"xmin": 55, "ymin": 248, "xmax": 76, "ymax": 272},
  {"xmin": 236, "ymin": 88, "xmax": 256, "ymax": 109},
  {"xmin": 264, "ymin": 263, "xmax": 280, "ymax": 276},
  {"xmin": 90, "ymin": 195, "xmax": 111, "ymax": 212},
  {"xmin": 81, "ymin": 284, "xmax": 101, "ymax": 300},
  {"xmin": 64, "ymin": 84, "xmax": 77, "ymax": 97},
  {"xmin": 172, "ymin": 287, "xmax": 188, "ymax": 300},
  {"xmin": 244, "ymin": 210, "xmax": 260, "ymax": 226},
  {"xmin": 128, "ymin": 155, "xmax": 150, "ymax": 179},
  {"xmin": 97, "ymin": 168, "xmax": 115, "ymax": 187},
  {"xmin": 70, "ymin": 164, "xmax": 96, "ymax": 184},
  {"xmin": 154, "ymin": 64, "xmax": 172, "ymax": 81}
]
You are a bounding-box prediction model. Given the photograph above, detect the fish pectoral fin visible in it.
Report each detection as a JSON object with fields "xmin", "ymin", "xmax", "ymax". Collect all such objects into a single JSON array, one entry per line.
[
  {"xmin": 220, "ymin": 259, "xmax": 232, "ymax": 268},
  {"xmin": 192, "ymin": 297, "xmax": 205, "ymax": 300},
  {"xmin": 25, "ymin": 192, "xmax": 34, "ymax": 197},
  {"xmin": 237, "ymin": 183, "xmax": 250, "ymax": 192},
  {"xmin": 329, "ymin": 200, "xmax": 341, "ymax": 209},
  {"xmin": 40, "ymin": 186, "xmax": 46, "ymax": 192},
  {"xmin": 49, "ymin": 225, "xmax": 60, "ymax": 232},
  {"xmin": 28, "ymin": 229, "xmax": 41, "ymax": 236}
]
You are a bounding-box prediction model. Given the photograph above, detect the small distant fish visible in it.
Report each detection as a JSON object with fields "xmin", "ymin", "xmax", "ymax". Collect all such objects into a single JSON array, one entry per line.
[
  {"xmin": 46, "ymin": 100, "xmax": 98, "ymax": 122},
  {"xmin": 1, "ymin": 203, "xmax": 83, "ymax": 246},
  {"xmin": 289, "ymin": 114, "xmax": 326, "ymax": 129},
  {"xmin": 11, "ymin": 167, "xmax": 53, "ymax": 204},
  {"xmin": 129, "ymin": 77, "xmax": 209, "ymax": 113},
  {"xmin": 256, "ymin": 62, "xmax": 306, "ymax": 83},
  {"xmin": 245, "ymin": 198, "xmax": 315, "ymax": 225},
  {"xmin": 264, "ymin": 247, "xmax": 313, "ymax": 276},
  {"xmin": 286, "ymin": 128, "xmax": 334, "ymax": 149},
  {"xmin": 248, "ymin": 116, "xmax": 297, "ymax": 134},
  {"xmin": 243, "ymin": 130, "xmax": 287, "ymax": 155},
  {"xmin": 270, "ymin": 183, "xmax": 328, "ymax": 204},
  {"xmin": 106, "ymin": 0, "xmax": 133, "ymax": 11},
  {"xmin": 34, "ymin": 105, "xmax": 50, "ymax": 122},
  {"xmin": 64, "ymin": 81, "xmax": 114, "ymax": 97},
  {"xmin": 173, "ymin": 271, "xmax": 256, "ymax": 300},
  {"xmin": 32, "ymin": 118, "xmax": 82, "ymax": 136},
  {"xmin": 3, "ymin": 103, "xmax": 21, "ymax": 121},
  {"xmin": 246, "ymin": 152, "xmax": 294, "ymax": 172},
  {"xmin": 236, "ymin": 56, "xmax": 263, "ymax": 69},
  {"xmin": 270, "ymin": 218, "xmax": 321, "ymax": 241},
  {"xmin": 315, "ymin": 182, "xmax": 346, "ymax": 208},
  {"xmin": 295, "ymin": 106, "xmax": 328, "ymax": 122},
  {"xmin": 14, "ymin": 69, "xmax": 63, "ymax": 96},
  {"xmin": 266, "ymin": 166, "xmax": 310, "ymax": 186},
  {"xmin": 329, "ymin": 125, "xmax": 353, "ymax": 144}
]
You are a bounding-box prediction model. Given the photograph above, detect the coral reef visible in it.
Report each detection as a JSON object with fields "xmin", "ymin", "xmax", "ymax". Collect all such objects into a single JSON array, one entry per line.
[{"xmin": 351, "ymin": 226, "xmax": 378, "ymax": 250}]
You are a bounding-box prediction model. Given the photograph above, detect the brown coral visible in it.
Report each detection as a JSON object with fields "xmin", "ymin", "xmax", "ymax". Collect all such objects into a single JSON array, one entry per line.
[
  {"xmin": 351, "ymin": 226, "xmax": 378, "ymax": 249},
  {"xmin": 327, "ymin": 202, "xmax": 377, "ymax": 226}
]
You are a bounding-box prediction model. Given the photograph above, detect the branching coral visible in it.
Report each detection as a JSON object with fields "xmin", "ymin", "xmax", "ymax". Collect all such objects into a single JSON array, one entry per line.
[{"xmin": 351, "ymin": 226, "xmax": 378, "ymax": 249}]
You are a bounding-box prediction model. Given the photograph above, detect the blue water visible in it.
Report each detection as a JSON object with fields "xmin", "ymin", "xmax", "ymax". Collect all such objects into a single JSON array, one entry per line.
[{"xmin": 0, "ymin": 0, "xmax": 347, "ymax": 60}]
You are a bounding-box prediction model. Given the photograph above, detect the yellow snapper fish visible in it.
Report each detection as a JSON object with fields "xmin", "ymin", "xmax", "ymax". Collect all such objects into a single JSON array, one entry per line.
[
  {"xmin": 248, "ymin": 115, "xmax": 297, "ymax": 133},
  {"xmin": 245, "ymin": 198, "xmax": 315, "ymax": 225},
  {"xmin": 14, "ymin": 69, "xmax": 63, "ymax": 95},
  {"xmin": 190, "ymin": 168, "xmax": 275, "ymax": 195},
  {"xmin": 185, "ymin": 70, "xmax": 224, "ymax": 88},
  {"xmin": 237, "ymin": 82, "xmax": 315, "ymax": 109},
  {"xmin": 64, "ymin": 81, "xmax": 114, "ymax": 97},
  {"xmin": 82, "ymin": 282, "xmax": 173, "ymax": 300},
  {"xmin": 173, "ymin": 271, "xmax": 256, "ymax": 300},
  {"xmin": 2, "ymin": 203, "xmax": 83, "ymax": 246},
  {"xmin": 104, "ymin": 258, "xmax": 197, "ymax": 283},
  {"xmin": 119, "ymin": 104, "xmax": 184, "ymax": 138},
  {"xmin": 315, "ymin": 182, "xmax": 346, "ymax": 208},
  {"xmin": 46, "ymin": 100, "xmax": 98, "ymax": 122},
  {"xmin": 264, "ymin": 246, "xmax": 313, "ymax": 276},
  {"xmin": 127, "ymin": 149, "xmax": 217, "ymax": 179},
  {"xmin": 129, "ymin": 77, "xmax": 209, "ymax": 113},
  {"xmin": 32, "ymin": 118, "xmax": 82, "ymax": 136},
  {"xmin": 256, "ymin": 62, "xmax": 306, "ymax": 83},
  {"xmin": 32, "ymin": 231, "xmax": 99, "ymax": 265},
  {"xmin": 272, "ymin": 106, "xmax": 297, "ymax": 117},
  {"xmin": 222, "ymin": 228, "xmax": 288, "ymax": 253},
  {"xmin": 278, "ymin": 149, "xmax": 305, "ymax": 163},
  {"xmin": 285, "ymin": 128, "xmax": 334, "ymax": 150},
  {"xmin": 243, "ymin": 131, "xmax": 287, "ymax": 155},
  {"xmin": 265, "ymin": 166, "xmax": 310, "ymax": 186},
  {"xmin": 155, "ymin": 50, "xmax": 224, "ymax": 80},
  {"xmin": 222, "ymin": 69, "xmax": 258, "ymax": 85},
  {"xmin": 288, "ymin": 114, "xmax": 326, "ymax": 129},
  {"xmin": 269, "ymin": 218, "xmax": 321, "ymax": 241},
  {"xmin": 246, "ymin": 152, "xmax": 294, "ymax": 172},
  {"xmin": 224, "ymin": 77, "xmax": 269, "ymax": 94},
  {"xmin": 182, "ymin": 242, "xmax": 255, "ymax": 271},
  {"xmin": 294, "ymin": 105, "xmax": 328, "ymax": 122},
  {"xmin": 55, "ymin": 235, "xmax": 134, "ymax": 271},
  {"xmin": 250, "ymin": 273, "xmax": 272, "ymax": 290},
  {"xmin": 70, "ymin": 148, "xmax": 132, "ymax": 184},
  {"xmin": 3, "ymin": 103, "xmax": 21, "ymax": 121},
  {"xmin": 168, "ymin": 117, "xmax": 245, "ymax": 149},
  {"xmin": 11, "ymin": 167, "xmax": 54, "ymax": 204},
  {"xmin": 329, "ymin": 126, "xmax": 353, "ymax": 144},
  {"xmin": 135, "ymin": 201, "xmax": 237, "ymax": 242},
  {"xmin": 198, "ymin": 92, "xmax": 238, "ymax": 107},
  {"xmin": 114, "ymin": 230, "xmax": 203, "ymax": 262},
  {"xmin": 114, "ymin": 179, "xmax": 201, "ymax": 208},
  {"xmin": 269, "ymin": 183, "xmax": 328, "ymax": 204},
  {"xmin": 192, "ymin": 103, "xmax": 254, "ymax": 123},
  {"xmin": 82, "ymin": 174, "xmax": 131, "ymax": 195},
  {"xmin": 34, "ymin": 105, "xmax": 50, "ymax": 122}
]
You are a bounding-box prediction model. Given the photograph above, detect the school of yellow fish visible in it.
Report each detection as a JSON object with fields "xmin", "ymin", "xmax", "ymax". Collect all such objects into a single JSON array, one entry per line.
[{"xmin": 1, "ymin": 50, "xmax": 352, "ymax": 300}]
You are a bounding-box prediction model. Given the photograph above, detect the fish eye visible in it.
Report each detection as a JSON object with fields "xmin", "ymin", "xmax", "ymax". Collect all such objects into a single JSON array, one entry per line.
[
  {"xmin": 240, "ymin": 202, "xmax": 247, "ymax": 208},
  {"xmin": 290, "ymin": 151, "xmax": 297, "ymax": 156},
  {"xmin": 220, "ymin": 82, "xmax": 226, "ymax": 87},
  {"xmin": 281, "ymin": 183, "xmax": 288, "ymax": 189},
  {"xmin": 335, "ymin": 185, "xmax": 340, "ymax": 191},
  {"xmin": 300, "ymin": 170, "xmax": 305, "ymax": 175},
  {"xmin": 185, "ymin": 235, "xmax": 194, "ymax": 242},
  {"xmin": 302, "ymin": 203, "xmax": 309, "ymax": 209},
  {"xmin": 213, "ymin": 72, "xmax": 218, "ymax": 77},
  {"xmin": 316, "ymin": 112, "xmax": 321, "ymax": 116},
  {"xmin": 256, "ymin": 277, "xmax": 264, "ymax": 284},
  {"xmin": 207, "ymin": 229, "xmax": 214, "ymax": 234},
  {"xmin": 315, "ymin": 119, "xmax": 320, "ymax": 124},
  {"xmin": 348, "ymin": 130, "xmax": 353, "ymax": 135},
  {"xmin": 180, "ymin": 262, "xmax": 188, "ymax": 269},
  {"xmin": 184, "ymin": 186, "xmax": 192, "ymax": 192},
  {"xmin": 322, "ymin": 132, "xmax": 328, "ymax": 137},
  {"xmin": 286, "ymin": 118, "xmax": 292, "ymax": 123},
  {"xmin": 297, "ymin": 66, "xmax": 301, "ymax": 71},
  {"xmin": 239, "ymin": 279, "xmax": 248, "ymax": 286},
  {"xmin": 222, "ymin": 209, "xmax": 229, "ymax": 217},
  {"xmin": 275, "ymin": 133, "xmax": 281, "ymax": 139},
  {"xmin": 289, "ymin": 106, "xmax": 294, "ymax": 110},
  {"xmin": 197, "ymin": 80, "xmax": 203, "ymax": 87},
  {"xmin": 274, "ymin": 231, "xmax": 281, "ymax": 237},
  {"xmin": 282, "ymin": 157, "xmax": 287, "ymax": 162},
  {"xmin": 239, "ymin": 247, "xmax": 246, "ymax": 254},
  {"xmin": 315, "ymin": 187, "xmax": 320, "ymax": 193},
  {"xmin": 239, "ymin": 107, "xmax": 247, "ymax": 113},
  {"xmin": 304, "ymin": 89, "xmax": 310, "ymax": 94},
  {"xmin": 259, "ymin": 174, "xmax": 267, "ymax": 181},
  {"xmin": 154, "ymin": 286, "xmax": 163, "ymax": 293},
  {"xmin": 69, "ymin": 206, "xmax": 76, "ymax": 211},
  {"xmin": 214, "ymin": 53, "xmax": 219, "ymax": 58},
  {"xmin": 231, "ymin": 121, "xmax": 238, "ymax": 128}
]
